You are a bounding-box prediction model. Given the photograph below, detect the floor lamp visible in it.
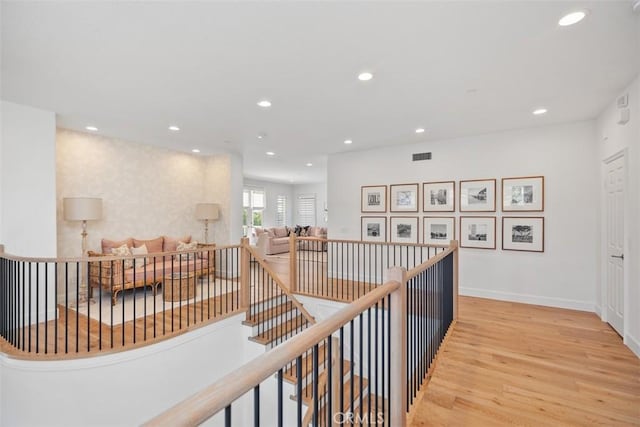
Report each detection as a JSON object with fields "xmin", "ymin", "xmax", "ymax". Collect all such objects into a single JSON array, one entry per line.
[
  {"xmin": 63, "ymin": 197, "xmax": 103, "ymax": 304},
  {"xmin": 195, "ymin": 203, "xmax": 219, "ymax": 244}
]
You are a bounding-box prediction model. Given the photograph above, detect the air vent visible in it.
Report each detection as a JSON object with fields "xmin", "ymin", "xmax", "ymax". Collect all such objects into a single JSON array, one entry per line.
[{"xmin": 412, "ymin": 152, "xmax": 432, "ymax": 161}]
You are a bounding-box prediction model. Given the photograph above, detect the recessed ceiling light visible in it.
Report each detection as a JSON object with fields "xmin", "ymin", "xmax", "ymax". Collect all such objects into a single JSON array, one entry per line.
[
  {"xmin": 415, "ymin": 128, "xmax": 425, "ymax": 134},
  {"xmin": 257, "ymin": 100, "xmax": 272, "ymax": 108},
  {"xmin": 192, "ymin": 149, "xmax": 200, "ymax": 153},
  {"xmin": 532, "ymin": 108, "xmax": 548, "ymax": 115},
  {"xmin": 558, "ymin": 10, "xmax": 587, "ymax": 26},
  {"xmin": 257, "ymin": 133, "xmax": 266, "ymax": 139},
  {"xmin": 85, "ymin": 126, "xmax": 98, "ymax": 131},
  {"xmin": 358, "ymin": 72, "xmax": 373, "ymax": 81},
  {"xmin": 266, "ymin": 151, "xmax": 275, "ymax": 156},
  {"xmin": 306, "ymin": 162, "xmax": 313, "ymax": 167},
  {"xmin": 344, "ymin": 139, "xmax": 353, "ymax": 145},
  {"xmin": 169, "ymin": 125, "xmax": 180, "ymax": 131}
]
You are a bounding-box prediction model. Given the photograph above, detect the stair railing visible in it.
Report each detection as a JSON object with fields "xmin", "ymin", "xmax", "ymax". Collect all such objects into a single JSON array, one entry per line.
[{"xmin": 144, "ymin": 239, "xmax": 458, "ymax": 427}]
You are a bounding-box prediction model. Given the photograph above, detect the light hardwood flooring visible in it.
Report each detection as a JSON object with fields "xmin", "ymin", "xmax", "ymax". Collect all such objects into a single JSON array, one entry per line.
[{"xmin": 410, "ymin": 296, "xmax": 640, "ymax": 426}]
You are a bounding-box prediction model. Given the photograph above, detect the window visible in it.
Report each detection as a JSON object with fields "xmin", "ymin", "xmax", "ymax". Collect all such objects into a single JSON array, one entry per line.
[
  {"xmin": 276, "ymin": 195, "xmax": 287, "ymax": 226},
  {"xmin": 243, "ymin": 188, "xmax": 265, "ymax": 235},
  {"xmin": 297, "ymin": 194, "xmax": 316, "ymax": 225}
]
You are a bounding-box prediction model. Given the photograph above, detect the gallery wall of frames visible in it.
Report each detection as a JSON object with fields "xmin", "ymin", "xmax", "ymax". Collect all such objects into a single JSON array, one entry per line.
[{"xmin": 361, "ymin": 176, "xmax": 545, "ymax": 252}]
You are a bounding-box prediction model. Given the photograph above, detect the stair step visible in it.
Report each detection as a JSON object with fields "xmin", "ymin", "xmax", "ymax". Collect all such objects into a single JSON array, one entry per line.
[
  {"xmin": 284, "ymin": 353, "xmax": 351, "ymax": 386},
  {"xmin": 351, "ymin": 394, "xmax": 387, "ymax": 425},
  {"xmin": 291, "ymin": 374, "xmax": 367, "ymax": 407},
  {"xmin": 243, "ymin": 301, "xmax": 294, "ymax": 326},
  {"xmin": 248, "ymin": 314, "xmax": 309, "ymax": 345}
]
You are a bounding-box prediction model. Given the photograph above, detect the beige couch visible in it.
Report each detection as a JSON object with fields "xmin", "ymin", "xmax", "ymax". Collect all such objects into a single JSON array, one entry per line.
[
  {"xmin": 255, "ymin": 226, "xmax": 327, "ymax": 256},
  {"xmin": 88, "ymin": 235, "xmax": 214, "ymax": 305}
]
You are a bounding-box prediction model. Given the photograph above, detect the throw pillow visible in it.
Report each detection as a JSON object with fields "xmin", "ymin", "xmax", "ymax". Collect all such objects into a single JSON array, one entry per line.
[
  {"xmin": 131, "ymin": 244, "xmax": 148, "ymax": 270},
  {"xmin": 163, "ymin": 235, "xmax": 192, "ymax": 252},
  {"xmin": 176, "ymin": 241, "xmax": 199, "ymax": 261},
  {"xmin": 133, "ymin": 237, "xmax": 163, "ymax": 253},
  {"xmin": 102, "ymin": 238, "xmax": 133, "ymax": 255},
  {"xmin": 111, "ymin": 244, "xmax": 133, "ymax": 269}
]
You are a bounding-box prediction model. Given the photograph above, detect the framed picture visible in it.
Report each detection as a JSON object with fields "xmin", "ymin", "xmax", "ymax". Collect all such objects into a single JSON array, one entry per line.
[
  {"xmin": 361, "ymin": 185, "xmax": 387, "ymax": 213},
  {"xmin": 460, "ymin": 216, "xmax": 496, "ymax": 249},
  {"xmin": 460, "ymin": 179, "xmax": 496, "ymax": 212},
  {"xmin": 390, "ymin": 216, "xmax": 419, "ymax": 244},
  {"xmin": 502, "ymin": 176, "xmax": 544, "ymax": 212},
  {"xmin": 502, "ymin": 217, "xmax": 544, "ymax": 252},
  {"xmin": 390, "ymin": 183, "xmax": 419, "ymax": 212},
  {"xmin": 423, "ymin": 217, "xmax": 455, "ymax": 245},
  {"xmin": 361, "ymin": 216, "xmax": 387, "ymax": 242},
  {"xmin": 423, "ymin": 181, "xmax": 455, "ymax": 212}
]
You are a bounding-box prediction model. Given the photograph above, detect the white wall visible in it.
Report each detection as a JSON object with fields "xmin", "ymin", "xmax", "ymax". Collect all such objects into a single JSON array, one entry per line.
[
  {"xmin": 0, "ymin": 101, "xmax": 57, "ymax": 257},
  {"xmin": 0, "ymin": 314, "xmax": 261, "ymax": 427},
  {"xmin": 294, "ymin": 182, "xmax": 327, "ymax": 227},
  {"xmin": 328, "ymin": 121, "xmax": 599, "ymax": 311},
  {"xmin": 244, "ymin": 178, "xmax": 294, "ymax": 227},
  {"xmin": 596, "ymin": 74, "xmax": 640, "ymax": 357}
]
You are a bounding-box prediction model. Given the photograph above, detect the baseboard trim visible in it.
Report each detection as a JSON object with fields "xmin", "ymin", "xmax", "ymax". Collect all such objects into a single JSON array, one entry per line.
[
  {"xmin": 624, "ymin": 333, "xmax": 640, "ymax": 358},
  {"xmin": 460, "ymin": 286, "xmax": 595, "ymax": 312},
  {"xmin": 594, "ymin": 304, "xmax": 602, "ymax": 318}
]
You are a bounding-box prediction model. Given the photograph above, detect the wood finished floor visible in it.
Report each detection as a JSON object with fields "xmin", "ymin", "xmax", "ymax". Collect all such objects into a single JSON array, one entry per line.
[{"xmin": 410, "ymin": 296, "xmax": 640, "ymax": 426}]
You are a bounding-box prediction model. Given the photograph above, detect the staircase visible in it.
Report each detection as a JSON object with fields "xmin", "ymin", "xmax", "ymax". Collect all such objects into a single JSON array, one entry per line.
[{"xmin": 244, "ymin": 294, "xmax": 386, "ymax": 425}]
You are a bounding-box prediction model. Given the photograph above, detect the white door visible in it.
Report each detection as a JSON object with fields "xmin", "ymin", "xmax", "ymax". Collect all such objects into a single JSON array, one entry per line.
[{"xmin": 605, "ymin": 155, "xmax": 625, "ymax": 335}]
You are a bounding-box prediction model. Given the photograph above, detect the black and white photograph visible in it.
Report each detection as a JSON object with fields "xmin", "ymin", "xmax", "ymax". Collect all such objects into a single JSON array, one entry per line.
[
  {"xmin": 390, "ymin": 216, "xmax": 419, "ymax": 243},
  {"xmin": 423, "ymin": 181, "xmax": 455, "ymax": 212},
  {"xmin": 468, "ymin": 224, "xmax": 488, "ymax": 241},
  {"xmin": 460, "ymin": 216, "xmax": 496, "ymax": 249},
  {"xmin": 390, "ymin": 183, "xmax": 419, "ymax": 212},
  {"xmin": 460, "ymin": 179, "xmax": 496, "ymax": 212},
  {"xmin": 423, "ymin": 217, "xmax": 455, "ymax": 244},
  {"xmin": 503, "ymin": 217, "xmax": 544, "ymax": 252},
  {"xmin": 361, "ymin": 216, "xmax": 387, "ymax": 242},
  {"xmin": 361, "ymin": 185, "xmax": 387, "ymax": 212},
  {"xmin": 502, "ymin": 176, "xmax": 544, "ymax": 212}
]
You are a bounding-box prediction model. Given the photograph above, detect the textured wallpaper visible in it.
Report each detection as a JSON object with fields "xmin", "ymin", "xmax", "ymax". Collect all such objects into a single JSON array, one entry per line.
[{"xmin": 56, "ymin": 129, "xmax": 234, "ymax": 258}]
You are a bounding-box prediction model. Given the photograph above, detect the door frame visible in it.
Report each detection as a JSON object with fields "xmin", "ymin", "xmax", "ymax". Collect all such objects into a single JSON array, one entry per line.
[{"xmin": 600, "ymin": 149, "xmax": 629, "ymax": 340}]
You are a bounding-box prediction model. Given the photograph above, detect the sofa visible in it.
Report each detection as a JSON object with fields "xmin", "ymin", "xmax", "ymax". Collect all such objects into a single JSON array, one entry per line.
[
  {"xmin": 88, "ymin": 235, "xmax": 215, "ymax": 305},
  {"xmin": 255, "ymin": 226, "xmax": 327, "ymax": 256}
]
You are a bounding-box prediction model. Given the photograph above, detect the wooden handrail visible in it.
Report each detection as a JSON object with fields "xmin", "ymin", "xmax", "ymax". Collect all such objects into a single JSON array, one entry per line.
[
  {"xmin": 405, "ymin": 240, "xmax": 458, "ymax": 281},
  {"xmin": 0, "ymin": 244, "xmax": 240, "ymax": 263},
  {"xmin": 246, "ymin": 245, "xmax": 316, "ymax": 325},
  {"xmin": 296, "ymin": 236, "xmax": 448, "ymax": 249},
  {"xmin": 143, "ymin": 280, "xmax": 400, "ymax": 427}
]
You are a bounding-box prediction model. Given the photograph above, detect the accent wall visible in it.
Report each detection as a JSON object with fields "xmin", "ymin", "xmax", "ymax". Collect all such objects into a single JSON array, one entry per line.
[{"xmin": 328, "ymin": 121, "xmax": 598, "ymax": 311}]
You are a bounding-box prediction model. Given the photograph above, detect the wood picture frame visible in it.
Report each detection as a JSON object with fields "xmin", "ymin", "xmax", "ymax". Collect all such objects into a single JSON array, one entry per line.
[
  {"xmin": 390, "ymin": 216, "xmax": 419, "ymax": 244},
  {"xmin": 459, "ymin": 216, "xmax": 496, "ymax": 249},
  {"xmin": 423, "ymin": 181, "xmax": 455, "ymax": 212},
  {"xmin": 460, "ymin": 178, "xmax": 496, "ymax": 212},
  {"xmin": 361, "ymin": 216, "xmax": 387, "ymax": 242},
  {"xmin": 423, "ymin": 216, "xmax": 455, "ymax": 245},
  {"xmin": 390, "ymin": 183, "xmax": 419, "ymax": 212},
  {"xmin": 502, "ymin": 217, "xmax": 544, "ymax": 252},
  {"xmin": 502, "ymin": 176, "xmax": 544, "ymax": 212},
  {"xmin": 361, "ymin": 185, "xmax": 387, "ymax": 213}
]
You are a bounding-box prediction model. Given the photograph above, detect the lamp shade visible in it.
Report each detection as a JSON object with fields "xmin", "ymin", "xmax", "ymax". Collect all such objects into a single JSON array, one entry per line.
[
  {"xmin": 195, "ymin": 203, "xmax": 220, "ymax": 221},
  {"xmin": 63, "ymin": 197, "xmax": 103, "ymax": 221}
]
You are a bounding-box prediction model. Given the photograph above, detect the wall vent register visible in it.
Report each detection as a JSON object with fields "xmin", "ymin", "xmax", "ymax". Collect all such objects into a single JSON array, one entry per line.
[{"xmin": 412, "ymin": 152, "xmax": 432, "ymax": 161}]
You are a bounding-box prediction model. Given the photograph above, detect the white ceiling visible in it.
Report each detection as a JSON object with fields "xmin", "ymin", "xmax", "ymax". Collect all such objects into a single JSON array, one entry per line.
[{"xmin": 2, "ymin": 1, "xmax": 639, "ymax": 184}]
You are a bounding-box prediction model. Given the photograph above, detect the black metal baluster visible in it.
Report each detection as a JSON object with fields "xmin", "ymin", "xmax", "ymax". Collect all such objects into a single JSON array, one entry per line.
[
  {"xmin": 313, "ymin": 343, "xmax": 319, "ymax": 427},
  {"xmin": 297, "ymin": 354, "xmax": 303, "ymax": 427},
  {"xmin": 225, "ymin": 404, "xmax": 232, "ymax": 427},
  {"xmin": 277, "ymin": 368, "xmax": 283, "ymax": 427},
  {"xmin": 254, "ymin": 384, "xmax": 260, "ymax": 427}
]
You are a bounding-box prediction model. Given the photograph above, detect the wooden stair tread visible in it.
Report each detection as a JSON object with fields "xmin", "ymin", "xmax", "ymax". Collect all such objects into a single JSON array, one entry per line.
[
  {"xmin": 243, "ymin": 301, "xmax": 294, "ymax": 326},
  {"xmin": 283, "ymin": 345, "xmax": 329, "ymax": 383},
  {"xmin": 292, "ymin": 374, "xmax": 367, "ymax": 406},
  {"xmin": 351, "ymin": 394, "xmax": 387, "ymax": 425},
  {"xmin": 248, "ymin": 314, "xmax": 308, "ymax": 345}
]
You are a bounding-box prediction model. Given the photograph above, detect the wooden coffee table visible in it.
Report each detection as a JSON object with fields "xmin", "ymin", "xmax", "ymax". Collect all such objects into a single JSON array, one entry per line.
[{"xmin": 163, "ymin": 272, "xmax": 196, "ymax": 302}]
